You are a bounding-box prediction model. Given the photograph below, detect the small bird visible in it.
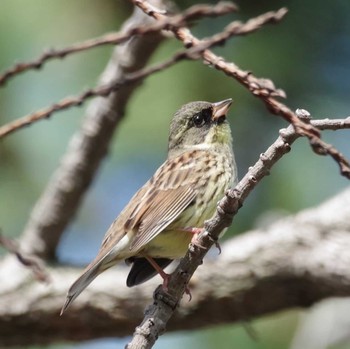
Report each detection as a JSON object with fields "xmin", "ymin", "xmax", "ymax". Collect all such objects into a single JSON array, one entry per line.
[{"xmin": 61, "ymin": 99, "xmax": 237, "ymax": 314}]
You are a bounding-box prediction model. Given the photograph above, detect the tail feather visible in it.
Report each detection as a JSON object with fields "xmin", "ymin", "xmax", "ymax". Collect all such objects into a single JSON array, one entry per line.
[
  {"xmin": 126, "ymin": 257, "xmax": 172, "ymax": 287},
  {"xmin": 61, "ymin": 233, "xmax": 131, "ymax": 315},
  {"xmin": 60, "ymin": 263, "xmax": 102, "ymax": 315}
]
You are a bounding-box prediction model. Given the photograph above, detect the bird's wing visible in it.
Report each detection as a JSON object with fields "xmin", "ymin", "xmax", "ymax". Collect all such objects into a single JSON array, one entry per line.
[
  {"xmin": 94, "ymin": 184, "xmax": 150, "ymax": 260},
  {"xmin": 125, "ymin": 150, "xmax": 208, "ymax": 252}
]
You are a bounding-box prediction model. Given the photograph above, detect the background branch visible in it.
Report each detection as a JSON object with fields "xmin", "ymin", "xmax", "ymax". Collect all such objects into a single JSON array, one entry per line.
[
  {"xmin": 0, "ymin": 6, "xmax": 284, "ymax": 139},
  {"xmin": 18, "ymin": 1, "xmax": 165, "ymax": 260},
  {"xmin": 1, "ymin": 186, "xmax": 350, "ymax": 346},
  {"xmin": 0, "ymin": 2, "xmax": 236, "ymax": 87}
]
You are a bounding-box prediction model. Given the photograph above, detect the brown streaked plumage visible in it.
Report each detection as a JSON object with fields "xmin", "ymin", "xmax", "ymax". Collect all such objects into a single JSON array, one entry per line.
[{"xmin": 61, "ymin": 99, "xmax": 237, "ymax": 314}]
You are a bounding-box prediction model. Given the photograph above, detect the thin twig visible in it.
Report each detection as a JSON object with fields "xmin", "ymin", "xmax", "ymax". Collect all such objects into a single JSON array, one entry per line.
[
  {"xmin": 313, "ymin": 116, "xmax": 350, "ymax": 130},
  {"xmin": 0, "ymin": 2, "xmax": 237, "ymax": 87},
  {"xmin": 133, "ymin": 0, "xmax": 350, "ymax": 178},
  {"xmin": 0, "ymin": 10, "xmax": 286, "ymax": 139},
  {"xmin": 0, "ymin": 57, "xmax": 177, "ymax": 138}
]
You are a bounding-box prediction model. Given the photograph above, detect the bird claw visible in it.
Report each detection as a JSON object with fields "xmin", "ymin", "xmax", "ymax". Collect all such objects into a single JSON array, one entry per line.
[
  {"xmin": 184, "ymin": 285, "xmax": 192, "ymax": 301},
  {"xmin": 182, "ymin": 227, "xmax": 206, "ymax": 250},
  {"xmin": 190, "ymin": 235, "xmax": 206, "ymax": 250},
  {"xmin": 208, "ymin": 234, "xmax": 221, "ymax": 254}
]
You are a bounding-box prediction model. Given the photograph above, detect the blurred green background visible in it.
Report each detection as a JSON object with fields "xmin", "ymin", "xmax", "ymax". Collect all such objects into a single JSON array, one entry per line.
[{"xmin": 0, "ymin": 0, "xmax": 349, "ymax": 348}]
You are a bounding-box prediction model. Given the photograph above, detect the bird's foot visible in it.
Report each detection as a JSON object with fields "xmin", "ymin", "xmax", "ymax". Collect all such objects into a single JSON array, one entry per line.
[
  {"xmin": 183, "ymin": 227, "xmax": 221, "ymax": 253},
  {"xmin": 182, "ymin": 227, "xmax": 206, "ymax": 249}
]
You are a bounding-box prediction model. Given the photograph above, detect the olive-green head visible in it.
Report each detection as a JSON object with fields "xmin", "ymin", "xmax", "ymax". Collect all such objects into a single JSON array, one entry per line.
[{"xmin": 168, "ymin": 99, "xmax": 233, "ymax": 157}]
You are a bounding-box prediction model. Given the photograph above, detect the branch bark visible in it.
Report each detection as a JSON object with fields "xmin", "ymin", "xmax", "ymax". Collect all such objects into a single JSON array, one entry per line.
[
  {"xmin": 19, "ymin": 2, "xmax": 165, "ymax": 260},
  {"xmin": 1, "ymin": 187, "xmax": 350, "ymax": 346}
]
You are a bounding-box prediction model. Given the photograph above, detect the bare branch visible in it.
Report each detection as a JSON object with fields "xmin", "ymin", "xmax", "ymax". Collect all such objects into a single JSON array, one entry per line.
[
  {"xmin": 0, "ymin": 8, "xmax": 286, "ymax": 139},
  {"xmin": 0, "ymin": 2, "xmax": 237, "ymax": 87},
  {"xmin": 0, "ymin": 58, "xmax": 176, "ymax": 138},
  {"xmin": 313, "ymin": 116, "xmax": 350, "ymax": 130}
]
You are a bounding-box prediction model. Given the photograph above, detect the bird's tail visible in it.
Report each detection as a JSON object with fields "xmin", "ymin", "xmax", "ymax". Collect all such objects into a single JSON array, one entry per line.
[{"xmin": 60, "ymin": 261, "xmax": 105, "ymax": 315}]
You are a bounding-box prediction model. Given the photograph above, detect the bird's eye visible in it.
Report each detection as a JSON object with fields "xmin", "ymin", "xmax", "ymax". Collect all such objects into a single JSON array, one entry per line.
[
  {"xmin": 192, "ymin": 109, "xmax": 211, "ymax": 128},
  {"xmin": 193, "ymin": 113, "xmax": 205, "ymax": 127}
]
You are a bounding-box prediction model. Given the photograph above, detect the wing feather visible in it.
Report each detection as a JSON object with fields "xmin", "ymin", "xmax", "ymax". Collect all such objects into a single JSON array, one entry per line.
[
  {"xmin": 129, "ymin": 186, "xmax": 196, "ymax": 251},
  {"xmin": 127, "ymin": 150, "xmax": 207, "ymax": 252}
]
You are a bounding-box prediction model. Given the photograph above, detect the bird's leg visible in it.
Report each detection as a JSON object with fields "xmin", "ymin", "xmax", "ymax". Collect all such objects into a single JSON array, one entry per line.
[
  {"xmin": 182, "ymin": 227, "xmax": 221, "ymax": 254},
  {"xmin": 145, "ymin": 255, "xmax": 192, "ymax": 301},
  {"xmin": 145, "ymin": 256, "xmax": 170, "ymax": 291}
]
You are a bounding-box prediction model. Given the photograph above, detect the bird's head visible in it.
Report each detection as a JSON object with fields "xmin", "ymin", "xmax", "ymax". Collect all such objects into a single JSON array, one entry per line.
[{"xmin": 168, "ymin": 99, "xmax": 233, "ymax": 156}]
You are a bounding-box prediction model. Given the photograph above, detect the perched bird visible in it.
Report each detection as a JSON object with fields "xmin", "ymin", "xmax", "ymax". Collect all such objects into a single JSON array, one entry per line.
[{"xmin": 61, "ymin": 99, "xmax": 237, "ymax": 314}]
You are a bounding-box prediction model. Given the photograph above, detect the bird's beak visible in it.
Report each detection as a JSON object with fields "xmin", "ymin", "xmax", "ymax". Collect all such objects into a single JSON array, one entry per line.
[{"xmin": 212, "ymin": 98, "xmax": 233, "ymax": 121}]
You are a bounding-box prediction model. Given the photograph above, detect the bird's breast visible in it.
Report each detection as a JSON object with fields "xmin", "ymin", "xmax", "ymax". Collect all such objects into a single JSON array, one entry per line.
[{"xmin": 141, "ymin": 151, "xmax": 236, "ymax": 259}]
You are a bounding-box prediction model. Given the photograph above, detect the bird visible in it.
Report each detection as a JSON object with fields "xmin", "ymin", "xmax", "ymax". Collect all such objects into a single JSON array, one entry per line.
[{"xmin": 61, "ymin": 99, "xmax": 237, "ymax": 314}]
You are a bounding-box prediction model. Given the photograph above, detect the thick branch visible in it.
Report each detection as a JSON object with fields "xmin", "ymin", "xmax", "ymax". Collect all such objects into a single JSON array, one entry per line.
[
  {"xmin": 1, "ymin": 187, "xmax": 350, "ymax": 346},
  {"xmin": 18, "ymin": 2, "xmax": 165, "ymax": 260}
]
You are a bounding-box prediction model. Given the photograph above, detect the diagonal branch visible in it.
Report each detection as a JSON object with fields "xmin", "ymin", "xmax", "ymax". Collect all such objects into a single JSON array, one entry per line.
[
  {"xmin": 0, "ymin": 56, "xmax": 180, "ymax": 138},
  {"xmin": 126, "ymin": 113, "xmax": 350, "ymax": 348}
]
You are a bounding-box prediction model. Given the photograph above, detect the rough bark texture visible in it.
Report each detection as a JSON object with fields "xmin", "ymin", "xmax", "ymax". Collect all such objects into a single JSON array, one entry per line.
[{"xmin": 1, "ymin": 188, "xmax": 350, "ymax": 346}]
